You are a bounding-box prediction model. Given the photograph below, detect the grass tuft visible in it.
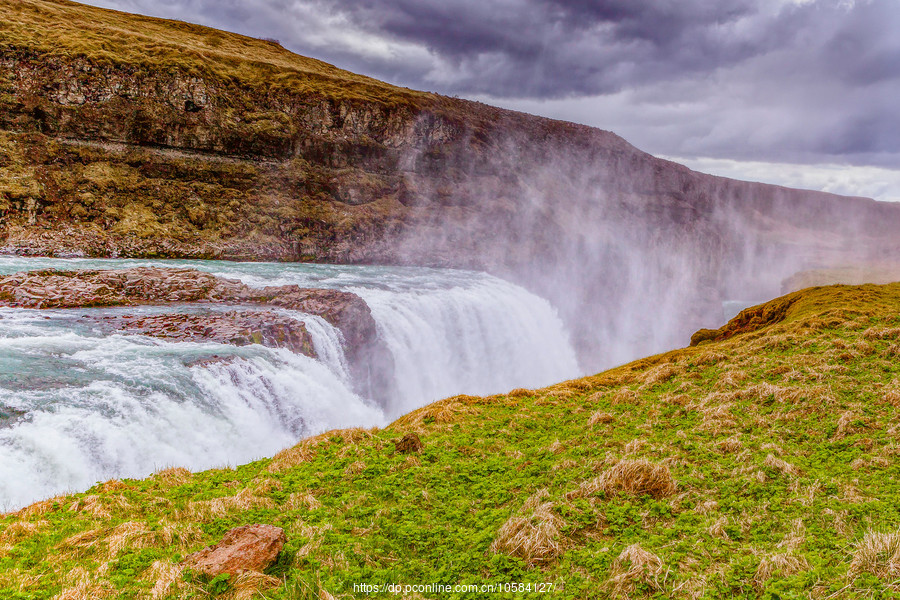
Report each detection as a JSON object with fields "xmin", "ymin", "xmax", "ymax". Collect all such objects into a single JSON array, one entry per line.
[
  {"xmin": 599, "ymin": 459, "xmax": 676, "ymax": 499},
  {"xmin": 606, "ymin": 544, "xmax": 668, "ymax": 598},
  {"xmin": 490, "ymin": 489, "xmax": 563, "ymax": 566}
]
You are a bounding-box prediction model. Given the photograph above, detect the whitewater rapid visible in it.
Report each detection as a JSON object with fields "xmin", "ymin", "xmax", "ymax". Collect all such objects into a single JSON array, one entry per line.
[{"xmin": 0, "ymin": 257, "xmax": 579, "ymax": 509}]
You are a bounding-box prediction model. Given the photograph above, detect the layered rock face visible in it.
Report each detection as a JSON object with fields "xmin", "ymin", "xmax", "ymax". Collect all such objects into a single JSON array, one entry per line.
[
  {"xmin": 2, "ymin": 0, "xmax": 899, "ymax": 367},
  {"xmin": 97, "ymin": 312, "xmax": 317, "ymax": 357},
  {"xmin": 0, "ymin": 266, "xmax": 392, "ymax": 400}
]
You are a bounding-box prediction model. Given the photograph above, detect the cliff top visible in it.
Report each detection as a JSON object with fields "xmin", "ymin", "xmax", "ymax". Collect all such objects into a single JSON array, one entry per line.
[{"xmin": 0, "ymin": 0, "xmax": 433, "ymax": 107}]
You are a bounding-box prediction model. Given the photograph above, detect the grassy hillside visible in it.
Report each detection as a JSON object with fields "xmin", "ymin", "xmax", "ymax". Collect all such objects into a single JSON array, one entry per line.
[
  {"xmin": 3, "ymin": 282, "xmax": 900, "ymax": 599},
  {"xmin": 0, "ymin": 0, "xmax": 431, "ymax": 107}
]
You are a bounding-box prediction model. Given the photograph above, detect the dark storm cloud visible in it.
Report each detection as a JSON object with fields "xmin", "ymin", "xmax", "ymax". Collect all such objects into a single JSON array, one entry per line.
[
  {"xmin": 314, "ymin": 0, "xmax": 771, "ymax": 97},
  {"xmin": 81, "ymin": 0, "xmax": 776, "ymax": 97},
  {"xmin": 78, "ymin": 0, "xmax": 900, "ymax": 174}
]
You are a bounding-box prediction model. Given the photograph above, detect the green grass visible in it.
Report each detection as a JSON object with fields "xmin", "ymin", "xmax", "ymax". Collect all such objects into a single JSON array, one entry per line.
[{"xmin": 4, "ymin": 282, "xmax": 900, "ymax": 599}]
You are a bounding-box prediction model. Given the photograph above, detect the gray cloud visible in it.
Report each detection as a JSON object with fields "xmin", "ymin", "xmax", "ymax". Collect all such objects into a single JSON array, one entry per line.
[{"xmin": 78, "ymin": 0, "xmax": 900, "ymax": 195}]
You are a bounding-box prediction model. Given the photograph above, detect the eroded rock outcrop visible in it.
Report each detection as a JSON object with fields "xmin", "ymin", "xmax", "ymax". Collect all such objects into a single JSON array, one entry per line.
[
  {"xmin": 0, "ymin": 267, "xmax": 394, "ymax": 401},
  {"xmin": 97, "ymin": 311, "xmax": 316, "ymax": 357},
  {"xmin": 0, "ymin": 267, "xmax": 254, "ymax": 308}
]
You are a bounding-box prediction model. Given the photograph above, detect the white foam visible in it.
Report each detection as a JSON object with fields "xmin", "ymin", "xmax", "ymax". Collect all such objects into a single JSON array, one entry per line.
[{"xmin": 0, "ymin": 330, "xmax": 382, "ymax": 510}]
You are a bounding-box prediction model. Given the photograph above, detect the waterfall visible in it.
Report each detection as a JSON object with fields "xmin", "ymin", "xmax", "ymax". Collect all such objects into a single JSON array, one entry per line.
[
  {"xmin": 0, "ymin": 257, "xmax": 580, "ymax": 509},
  {"xmin": 0, "ymin": 311, "xmax": 382, "ymax": 510},
  {"xmin": 352, "ymin": 276, "xmax": 580, "ymax": 416}
]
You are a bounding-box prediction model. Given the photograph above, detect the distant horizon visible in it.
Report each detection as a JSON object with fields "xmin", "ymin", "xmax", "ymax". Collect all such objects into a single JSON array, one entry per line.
[{"xmin": 78, "ymin": 0, "xmax": 900, "ymax": 201}]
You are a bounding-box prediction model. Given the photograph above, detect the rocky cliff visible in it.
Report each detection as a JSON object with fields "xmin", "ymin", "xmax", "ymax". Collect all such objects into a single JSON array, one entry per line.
[{"xmin": 2, "ymin": 0, "xmax": 899, "ymax": 368}]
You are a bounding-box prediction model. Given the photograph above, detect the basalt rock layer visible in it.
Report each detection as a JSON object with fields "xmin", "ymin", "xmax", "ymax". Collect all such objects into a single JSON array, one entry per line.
[
  {"xmin": 2, "ymin": 0, "xmax": 900, "ymax": 366},
  {"xmin": 96, "ymin": 311, "xmax": 317, "ymax": 357},
  {"xmin": 0, "ymin": 266, "xmax": 392, "ymax": 400}
]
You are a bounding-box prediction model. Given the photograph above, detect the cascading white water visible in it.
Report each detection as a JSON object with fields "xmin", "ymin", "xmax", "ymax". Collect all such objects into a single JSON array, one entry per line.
[
  {"xmin": 0, "ymin": 257, "xmax": 580, "ymax": 509},
  {"xmin": 285, "ymin": 311, "xmax": 352, "ymax": 382},
  {"xmin": 357, "ymin": 278, "xmax": 579, "ymax": 416},
  {"xmin": 201, "ymin": 261, "xmax": 581, "ymax": 413},
  {"xmin": 0, "ymin": 307, "xmax": 383, "ymax": 509}
]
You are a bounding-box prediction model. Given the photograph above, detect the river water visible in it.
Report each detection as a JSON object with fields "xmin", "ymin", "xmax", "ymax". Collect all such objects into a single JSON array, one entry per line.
[{"xmin": 0, "ymin": 257, "xmax": 580, "ymax": 509}]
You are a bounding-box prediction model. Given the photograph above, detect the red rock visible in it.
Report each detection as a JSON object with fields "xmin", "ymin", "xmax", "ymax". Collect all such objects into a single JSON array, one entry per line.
[{"xmin": 183, "ymin": 524, "xmax": 286, "ymax": 576}]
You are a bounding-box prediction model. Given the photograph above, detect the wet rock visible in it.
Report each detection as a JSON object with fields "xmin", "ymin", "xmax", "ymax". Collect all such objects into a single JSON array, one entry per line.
[
  {"xmin": 183, "ymin": 524, "xmax": 286, "ymax": 576},
  {"xmin": 0, "ymin": 406, "xmax": 26, "ymax": 429},
  {"xmin": 259, "ymin": 286, "xmax": 373, "ymax": 350},
  {"xmin": 0, "ymin": 267, "xmax": 254, "ymax": 309},
  {"xmin": 97, "ymin": 311, "xmax": 316, "ymax": 357},
  {"xmin": 0, "ymin": 267, "xmax": 394, "ymax": 402}
]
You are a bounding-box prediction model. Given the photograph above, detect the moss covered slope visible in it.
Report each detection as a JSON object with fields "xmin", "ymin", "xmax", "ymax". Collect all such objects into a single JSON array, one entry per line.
[{"xmin": 3, "ymin": 282, "xmax": 900, "ymax": 598}]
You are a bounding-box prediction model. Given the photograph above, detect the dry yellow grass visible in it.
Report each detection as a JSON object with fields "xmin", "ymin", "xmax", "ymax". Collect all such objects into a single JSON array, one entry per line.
[
  {"xmin": 227, "ymin": 571, "xmax": 282, "ymax": 600},
  {"xmin": 144, "ymin": 560, "xmax": 185, "ymax": 600},
  {"xmin": 153, "ymin": 467, "xmax": 193, "ymax": 486},
  {"xmin": 180, "ymin": 488, "xmax": 275, "ymax": 521},
  {"xmin": 708, "ymin": 516, "xmax": 730, "ymax": 539},
  {"xmin": 639, "ymin": 363, "xmax": 679, "ymax": 387},
  {"xmin": 588, "ymin": 410, "xmax": 615, "ymax": 426},
  {"xmin": 823, "ymin": 509, "xmax": 850, "ymax": 537},
  {"xmin": 716, "ymin": 436, "xmax": 744, "ymax": 454},
  {"xmin": 0, "ymin": 520, "xmax": 47, "ymax": 543},
  {"xmin": 599, "ymin": 459, "xmax": 676, "ymax": 499},
  {"xmin": 849, "ymin": 529, "xmax": 900, "ymax": 580},
  {"xmin": 267, "ymin": 427, "xmax": 374, "ymax": 473},
  {"xmin": 105, "ymin": 521, "xmax": 155, "ymax": 558},
  {"xmin": 14, "ymin": 495, "xmax": 68, "ymax": 520},
  {"xmin": 284, "ymin": 492, "xmax": 321, "ymax": 511},
  {"xmin": 715, "ymin": 369, "xmax": 749, "ymax": 389},
  {"xmin": 763, "ymin": 454, "xmax": 802, "ymax": 478},
  {"xmin": 345, "ymin": 461, "xmax": 366, "ymax": 475},
  {"xmin": 58, "ymin": 528, "xmax": 102, "ymax": 553},
  {"xmin": 52, "ymin": 567, "xmax": 114, "ymax": 600},
  {"xmin": 884, "ymin": 390, "xmax": 900, "ymax": 407},
  {"xmin": 776, "ymin": 519, "xmax": 806, "ymax": 550},
  {"xmin": 490, "ymin": 489, "xmax": 563, "ymax": 566},
  {"xmin": 609, "ymin": 389, "xmax": 639, "ymax": 405},
  {"xmin": 157, "ymin": 520, "xmax": 202, "ymax": 549},
  {"xmin": 698, "ymin": 402, "xmax": 737, "ymax": 434},
  {"xmin": 606, "ymin": 544, "xmax": 668, "ymax": 598},
  {"xmin": 754, "ymin": 552, "xmax": 810, "ymax": 589},
  {"xmin": 834, "ymin": 411, "xmax": 864, "ymax": 440},
  {"xmin": 0, "ymin": 567, "xmax": 42, "ymax": 593},
  {"xmin": 864, "ymin": 327, "xmax": 900, "ymax": 340}
]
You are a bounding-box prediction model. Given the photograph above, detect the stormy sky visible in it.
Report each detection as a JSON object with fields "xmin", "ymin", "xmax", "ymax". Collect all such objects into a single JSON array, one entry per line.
[{"xmin": 80, "ymin": 0, "xmax": 900, "ymax": 201}]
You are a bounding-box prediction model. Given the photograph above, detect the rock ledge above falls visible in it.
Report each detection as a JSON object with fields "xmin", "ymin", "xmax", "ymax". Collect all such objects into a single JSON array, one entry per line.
[{"xmin": 0, "ymin": 267, "xmax": 392, "ymax": 400}]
